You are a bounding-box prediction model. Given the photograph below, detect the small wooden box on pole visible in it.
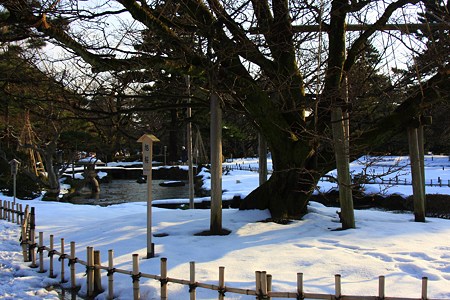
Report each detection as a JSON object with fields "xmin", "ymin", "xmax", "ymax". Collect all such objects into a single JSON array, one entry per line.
[{"xmin": 137, "ymin": 134, "xmax": 160, "ymax": 259}]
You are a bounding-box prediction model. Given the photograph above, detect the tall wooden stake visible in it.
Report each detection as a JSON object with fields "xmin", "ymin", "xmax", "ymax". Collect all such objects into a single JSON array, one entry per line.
[
  {"xmin": 331, "ymin": 107, "xmax": 355, "ymax": 229},
  {"xmin": 210, "ymin": 92, "xmax": 223, "ymax": 234},
  {"xmin": 407, "ymin": 127, "xmax": 426, "ymax": 222}
]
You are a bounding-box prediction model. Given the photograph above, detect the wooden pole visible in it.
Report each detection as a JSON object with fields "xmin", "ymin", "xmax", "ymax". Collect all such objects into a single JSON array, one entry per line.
[
  {"xmin": 49, "ymin": 235, "xmax": 55, "ymax": 278},
  {"xmin": 189, "ymin": 261, "xmax": 196, "ymax": 300},
  {"xmin": 418, "ymin": 125, "xmax": 426, "ymax": 209},
  {"xmin": 87, "ymin": 246, "xmax": 94, "ymax": 297},
  {"xmin": 7, "ymin": 201, "xmax": 11, "ymax": 222},
  {"xmin": 335, "ymin": 274, "xmax": 341, "ymax": 298},
  {"xmin": 94, "ymin": 250, "xmax": 103, "ymax": 293},
  {"xmin": 255, "ymin": 271, "xmax": 261, "ymax": 299},
  {"xmin": 379, "ymin": 275, "xmax": 385, "ymax": 299},
  {"xmin": 422, "ymin": 277, "xmax": 428, "ymax": 299},
  {"xmin": 210, "ymin": 92, "xmax": 223, "ymax": 234},
  {"xmin": 16, "ymin": 203, "xmax": 21, "ymax": 225},
  {"xmin": 108, "ymin": 250, "xmax": 114, "ymax": 300},
  {"xmin": 407, "ymin": 127, "xmax": 426, "ymax": 222},
  {"xmin": 29, "ymin": 207, "xmax": 36, "ymax": 264},
  {"xmin": 21, "ymin": 223, "xmax": 28, "ymax": 262},
  {"xmin": 186, "ymin": 75, "xmax": 195, "ymax": 209},
  {"xmin": 260, "ymin": 271, "xmax": 268, "ymax": 299},
  {"xmin": 60, "ymin": 238, "xmax": 66, "ymax": 283},
  {"xmin": 218, "ymin": 266, "xmax": 225, "ymax": 300},
  {"xmin": 331, "ymin": 107, "xmax": 355, "ymax": 229},
  {"xmin": 297, "ymin": 273, "xmax": 304, "ymax": 297},
  {"xmin": 267, "ymin": 274, "xmax": 272, "ymax": 300},
  {"xmin": 132, "ymin": 254, "xmax": 140, "ymax": 300},
  {"xmin": 70, "ymin": 241, "xmax": 76, "ymax": 289},
  {"xmin": 11, "ymin": 201, "xmax": 15, "ymax": 223},
  {"xmin": 38, "ymin": 232, "xmax": 44, "ymax": 273},
  {"xmin": 161, "ymin": 257, "xmax": 168, "ymax": 300}
]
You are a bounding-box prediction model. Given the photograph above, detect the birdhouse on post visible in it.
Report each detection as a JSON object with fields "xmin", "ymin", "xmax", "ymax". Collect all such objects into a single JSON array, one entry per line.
[
  {"xmin": 137, "ymin": 134, "xmax": 160, "ymax": 176},
  {"xmin": 9, "ymin": 159, "xmax": 20, "ymax": 175},
  {"xmin": 137, "ymin": 134, "xmax": 159, "ymax": 258}
]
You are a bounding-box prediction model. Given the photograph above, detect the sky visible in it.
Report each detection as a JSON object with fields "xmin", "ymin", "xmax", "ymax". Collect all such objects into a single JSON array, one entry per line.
[{"xmin": 1, "ymin": 155, "xmax": 450, "ymax": 299}]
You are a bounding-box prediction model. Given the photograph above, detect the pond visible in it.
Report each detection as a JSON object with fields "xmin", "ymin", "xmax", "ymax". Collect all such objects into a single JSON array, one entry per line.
[{"xmin": 69, "ymin": 179, "xmax": 190, "ymax": 206}]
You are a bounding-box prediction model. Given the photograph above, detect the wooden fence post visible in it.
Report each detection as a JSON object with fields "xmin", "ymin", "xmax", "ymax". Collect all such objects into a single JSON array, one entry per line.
[
  {"xmin": 11, "ymin": 201, "xmax": 15, "ymax": 224},
  {"xmin": 255, "ymin": 271, "xmax": 261, "ymax": 299},
  {"xmin": 161, "ymin": 257, "xmax": 168, "ymax": 300},
  {"xmin": 87, "ymin": 246, "xmax": 95, "ymax": 298},
  {"xmin": 108, "ymin": 250, "xmax": 114, "ymax": 300},
  {"xmin": 335, "ymin": 274, "xmax": 341, "ymax": 299},
  {"xmin": 94, "ymin": 250, "xmax": 103, "ymax": 293},
  {"xmin": 60, "ymin": 238, "xmax": 67, "ymax": 283},
  {"xmin": 297, "ymin": 273, "xmax": 304, "ymax": 298},
  {"xmin": 219, "ymin": 266, "xmax": 225, "ymax": 300},
  {"xmin": 21, "ymin": 222, "xmax": 28, "ymax": 262},
  {"xmin": 422, "ymin": 277, "xmax": 428, "ymax": 299},
  {"xmin": 17, "ymin": 203, "xmax": 22, "ymax": 225},
  {"xmin": 70, "ymin": 241, "xmax": 77, "ymax": 290},
  {"xmin": 267, "ymin": 274, "xmax": 272, "ymax": 300},
  {"xmin": 49, "ymin": 235, "xmax": 55, "ymax": 278},
  {"xmin": 38, "ymin": 232, "xmax": 44, "ymax": 273},
  {"xmin": 379, "ymin": 275, "xmax": 385, "ymax": 299},
  {"xmin": 29, "ymin": 207, "xmax": 36, "ymax": 265},
  {"xmin": 8, "ymin": 201, "xmax": 11, "ymax": 222},
  {"xmin": 0, "ymin": 200, "xmax": 3, "ymax": 219},
  {"xmin": 132, "ymin": 254, "xmax": 140, "ymax": 300},
  {"xmin": 190, "ymin": 261, "xmax": 196, "ymax": 300}
]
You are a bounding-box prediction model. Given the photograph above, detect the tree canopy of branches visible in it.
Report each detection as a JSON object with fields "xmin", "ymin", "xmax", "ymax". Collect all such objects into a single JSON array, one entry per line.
[{"xmin": 1, "ymin": 0, "xmax": 448, "ymax": 219}]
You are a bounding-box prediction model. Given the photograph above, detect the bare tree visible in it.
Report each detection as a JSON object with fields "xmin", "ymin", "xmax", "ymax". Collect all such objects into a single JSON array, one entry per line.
[{"xmin": 1, "ymin": 0, "xmax": 448, "ymax": 224}]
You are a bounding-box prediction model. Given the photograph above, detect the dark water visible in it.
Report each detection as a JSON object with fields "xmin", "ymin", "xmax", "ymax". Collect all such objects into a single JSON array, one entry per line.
[{"xmin": 70, "ymin": 179, "xmax": 190, "ymax": 206}]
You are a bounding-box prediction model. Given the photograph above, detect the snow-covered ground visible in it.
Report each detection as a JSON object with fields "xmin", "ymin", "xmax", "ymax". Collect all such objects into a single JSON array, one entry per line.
[{"xmin": 1, "ymin": 156, "xmax": 450, "ymax": 299}]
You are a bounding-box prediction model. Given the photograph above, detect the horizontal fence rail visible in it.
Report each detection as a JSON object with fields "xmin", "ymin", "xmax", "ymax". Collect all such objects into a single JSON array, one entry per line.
[{"xmin": 1, "ymin": 199, "xmax": 448, "ymax": 300}]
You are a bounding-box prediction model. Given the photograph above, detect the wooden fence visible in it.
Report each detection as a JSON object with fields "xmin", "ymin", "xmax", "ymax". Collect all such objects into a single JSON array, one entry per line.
[
  {"xmin": 224, "ymin": 164, "xmax": 450, "ymax": 188},
  {"xmin": 1, "ymin": 199, "xmax": 447, "ymax": 300}
]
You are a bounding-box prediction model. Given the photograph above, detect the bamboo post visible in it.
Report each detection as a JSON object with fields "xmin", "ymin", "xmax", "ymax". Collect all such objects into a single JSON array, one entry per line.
[
  {"xmin": 335, "ymin": 274, "xmax": 341, "ymax": 298},
  {"xmin": 255, "ymin": 271, "xmax": 261, "ymax": 300},
  {"xmin": 218, "ymin": 266, "xmax": 225, "ymax": 300},
  {"xmin": 297, "ymin": 273, "xmax": 304, "ymax": 298},
  {"xmin": 29, "ymin": 215, "xmax": 37, "ymax": 268},
  {"xmin": 60, "ymin": 238, "xmax": 67, "ymax": 283},
  {"xmin": 132, "ymin": 254, "xmax": 140, "ymax": 300},
  {"xmin": 29, "ymin": 207, "xmax": 36, "ymax": 264},
  {"xmin": 21, "ymin": 222, "xmax": 28, "ymax": 262},
  {"xmin": 161, "ymin": 257, "xmax": 168, "ymax": 300},
  {"xmin": 38, "ymin": 232, "xmax": 44, "ymax": 273},
  {"xmin": 422, "ymin": 277, "xmax": 428, "ymax": 299},
  {"xmin": 108, "ymin": 250, "xmax": 114, "ymax": 300},
  {"xmin": 49, "ymin": 235, "xmax": 55, "ymax": 278},
  {"xmin": 11, "ymin": 201, "xmax": 15, "ymax": 223},
  {"xmin": 70, "ymin": 241, "xmax": 76, "ymax": 289},
  {"xmin": 190, "ymin": 261, "xmax": 196, "ymax": 300},
  {"xmin": 260, "ymin": 271, "xmax": 268, "ymax": 299},
  {"xmin": 7, "ymin": 201, "xmax": 11, "ymax": 222},
  {"xmin": 94, "ymin": 250, "xmax": 103, "ymax": 293},
  {"xmin": 17, "ymin": 203, "xmax": 22, "ymax": 225},
  {"xmin": 379, "ymin": 276, "xmax": 385, "ymax": 299},
  {"xmin": 87, "ymin": 246, "xmax": 95, "ymax": 297}
]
